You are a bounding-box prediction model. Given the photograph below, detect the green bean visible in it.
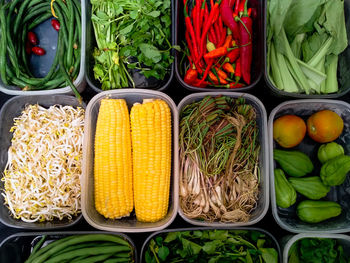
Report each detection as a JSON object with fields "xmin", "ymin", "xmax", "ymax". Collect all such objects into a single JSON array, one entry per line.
[
  {"xmin": 103, "ymin": 258, "xmax": 131, "ymax": 263},
  {"xmin": 52, "ymin": 1, "xmax": 69, "ymax": 48},
  {"xmin": 70, "ymin": 253, "xmax": 115, "ymax": 263},
  {"xmin": 22, "ymin": 3, "xmax": 50, "ymax": 24},
  {"xmin": 31, "ymin": 236, "xmax": 46, "ymax": 255},
  {"xmin": 28, "ymin": 13, "xmax": 52, "ymax": 30},
  {"xmin": 44, "ymin": 246, "xmax": 131, "ymax": 263},
  {"xmin": 13, "ymin": 0, "xmax": 32, "ymax": 35},
  {"xmin": 65, "ymin": 0, "xmax": 75, "ymax": 67},
  {"xmin": 0, "ymin": 7, "xmax": 8, "ymax": 85},
  {"xmin": 25, "ymin": 234, "xmax": 131, "ymax": 263}
]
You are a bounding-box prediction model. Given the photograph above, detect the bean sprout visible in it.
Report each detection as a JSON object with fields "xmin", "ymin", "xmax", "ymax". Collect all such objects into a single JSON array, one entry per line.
[{"xmin": 1, "ymin": 104, "xmax": 84, "ymax": 222}]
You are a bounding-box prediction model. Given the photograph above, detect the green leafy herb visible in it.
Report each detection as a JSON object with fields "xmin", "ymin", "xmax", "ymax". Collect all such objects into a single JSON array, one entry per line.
[
  {"xmin": 145, "ymin": 230, "xmax": 279, "ymax": 263},
  {"xmin": 91, "ymin": 0, "xmax": 174, "ymax": 90},
  {"xmin": 288, "ymin": 238, "xmax": 350, "ymax": 263}
]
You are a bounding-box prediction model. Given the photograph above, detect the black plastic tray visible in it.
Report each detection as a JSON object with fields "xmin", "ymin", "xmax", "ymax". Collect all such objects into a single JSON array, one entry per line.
[
  {"xmin": 85, "ymin": 0, "xmax": 175, "ymax": 92},
  {"xmin": 175, "ymin": 0, "xmax": 264, "ymax": 92}
]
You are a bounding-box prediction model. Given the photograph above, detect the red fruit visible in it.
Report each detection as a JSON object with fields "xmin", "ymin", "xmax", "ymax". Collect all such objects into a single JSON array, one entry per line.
[
  {"xmin": 51, "ymin": 19, "xmax": 60, "ymax": 31},
  {"xmin": 32, "ymin": 47, "xmax": 46, "ymax": 56},
  {"xmin": 27, "ymin": 32, "xmax": 38, "ymax": 46}
]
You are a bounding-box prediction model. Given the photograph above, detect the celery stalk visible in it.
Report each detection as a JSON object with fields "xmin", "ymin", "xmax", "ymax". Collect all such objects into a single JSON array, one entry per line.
[
  {"xmin": 276, "ymin": 50, "xmax": 299, "ymax": 93},
  {"xmin": 325, "ymin": 54, "xmax": 339, "ymax": 94},
  {"xmin": 307, "ymin": 37, "xmax": 333, "ymax": 67},
  {"xmin": 281, "ymin": 28, "xmax": 311, "ymax": 94}
]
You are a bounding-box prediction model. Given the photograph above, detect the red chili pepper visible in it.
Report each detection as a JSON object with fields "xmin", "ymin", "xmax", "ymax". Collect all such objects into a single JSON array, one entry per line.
[
  {"xmin": 228, "ymin": 82, "xmax": 244, "ymax": 88},
  {"xmin": 209, "ymin": 27, "xmax": 218, "ymax": 46},
  {"xmin": 25, "ymin": 42, "xmax": 32, "ymax": 55},
  {"xmin": 222, "ymin": 63, "xmax": 235, "ymax": 74},
  {"xmin": 214, "ymin": 21, "xmax": 221, "ymax": 45},
  {"xmin": 27, "ymin": 32, "xmax": 38, "ymax": 46},
  {"xmin": 184, "ymin": 66, "xmax": 198, "ymax": 84},
  {"xmin": 209, "ymin": 71, "xmax": 228, "ymax": 84},
  {"xmin": 186, "ymin": 30, "xmax": 203, "ymax": 74},
  {"xmin": 222, "ymin": 30, "xmax": 232, "ymax": 48},
  {"xmin": 215, "ymin": 67, "xmax": 228, "ymax": 80},
  {"xmin": 51, "ymin": 19, "xmax": 60, "ymax": 31},
  {"xmin": 184, "ymin": 0, "xmax": 199, "ymax": 60},
  {"xmin": 204, "ymin": 46, "xmax": 232, "ymax": 59},
  {"xmin": 238, "ymin": 0, "xmax": 246, "ymax": 17},
  {"xmin": 199, "ymin": 0, "xmax": 223, "ymax": 59},
  {"xmin": 32, "ymin": 46, "xmax": 46, "ymax": 56},
  {"xmin": 199, "ymin": 1, "xmax": 206, "ymax": 33},
  {"xmin": 192, "ymin": 78, "xmax": 209, "ymax": 87},
  {"xmin": 234, "ymin": 0, "xmax": 240, "ymax": 15},
  {"xmin": 235, "ymin": 57, "xmax": 242, "ymax": 82},
  {"xmin": 195, "ymin": 0, "xmax": 202, "ymax": 47},
  {"xmin": 226, "ymin": 41, "xmax": 240, "ymax": 62},
  {"xmin": 220, "ymin": 0, "xmax": 240, "ymax": 42},
  {"xmin": 235, "ymin": 0, "xmax": 252, "ymax": 84},
  {"xmin": 248, "ymin": 8, "xmax": 252, "ymax": 17}
]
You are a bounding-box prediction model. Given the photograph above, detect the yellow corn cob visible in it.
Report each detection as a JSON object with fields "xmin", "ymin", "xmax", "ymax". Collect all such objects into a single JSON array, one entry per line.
[
  {"xmin": 94, "ymin": 98, "xmax": 133, "ymax": 219},
  {"xmin": 130, "ymin": 99, "xmax": 172, "ymax": 222}
]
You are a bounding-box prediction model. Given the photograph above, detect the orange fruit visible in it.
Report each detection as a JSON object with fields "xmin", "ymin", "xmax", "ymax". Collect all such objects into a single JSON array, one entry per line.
[
  {"xmin": 273, "ymin": 115, "xmax": 306, "ymax": 148},
  {"xmin": 307, "ymin": 110, "xmax": 344, "ymax": 143}
]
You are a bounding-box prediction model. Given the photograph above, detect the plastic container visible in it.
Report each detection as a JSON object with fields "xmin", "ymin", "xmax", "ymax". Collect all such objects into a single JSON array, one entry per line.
[
  {"xmin": 177, "ymin": 92, "xmax": 269, "ymax": 226},
  {"xmin": 0, "ymin": 231, "xmax": 137, "ymax": 263},
  {"xmin": 282, "ymin": 233, "xmax": 350, "ymax": 263},
  {"xmin": 0, "ymin": 95, "xmax": 84, "ymax": 229},
  {"xmin": 85, "ymin": 0, "xmax": 175, "ymax": 92},
  {"xmin": 81, "ymin": 89, "xmax": 179, "ymax": 232},
  {"xmin": 175, "ymin": 0, "xmax": 264, "ymax": 92},
  {"xmin": 264, "ymin": 0, "xmax": 350, "ymax": 99},
  {"xmin": 269, "ymin": 99, "xmax": 350, "ymax": 233},
  {"xmin": 0, "ymin": 1, "xmax": 86, "ymax": 96},
  {"xmin": 140, "ymin": 227, "xmax": 282, "ymax": 263}
]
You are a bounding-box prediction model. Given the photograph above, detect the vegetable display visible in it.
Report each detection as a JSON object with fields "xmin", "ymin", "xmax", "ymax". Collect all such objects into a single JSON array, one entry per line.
[
  {"xmin": 0, "ymin": 0, "xmax": 82, "ymax": 99},
  {"xmin": 91, "ymin": 0, "xmax": 174, "ymax": 90},
  {"xmin": 24, "ymin": 234, "xmax": 134, "ymax": 263},
  {"xmin": 179, "ymin": 96, "xmax": 260, "ymax": 222},
  {"xmin": 1, "ymin": 104, "xmax": 84, "ymax": 222},
  {"xmin": 288, "ymin": 237, "xmax": 350, "ymax": 263},
  {"xmin": 273, "ymin": 110, "xmax": 349, "ymax": 224},
  {"xmin": 267, "ymin": 0, "xmax": 348, "ymax": 94},
  {"xmin": 144, "ymin": 229, "xmax": 278, "ymax": 263},
  {"xmin": 181, "ymin": 0, "xmax": 253, "ymax": 88},
  {"xmin": 94, "ymin": 98, "xmax": 172, "ymax": 222}
]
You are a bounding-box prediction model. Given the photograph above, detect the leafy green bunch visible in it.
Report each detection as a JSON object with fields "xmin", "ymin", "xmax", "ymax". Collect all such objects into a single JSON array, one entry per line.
[
  {"xmin": 145, "ymin": 230, "xmax": 279, "ymax": 263},
  {"xmin": 91, "ymin": 0, "xmax": 176, "ymax": 90}
]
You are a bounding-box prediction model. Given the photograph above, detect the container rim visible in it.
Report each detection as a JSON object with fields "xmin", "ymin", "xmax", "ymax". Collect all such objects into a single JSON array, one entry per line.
[
  {"xmin": 0, "ymin": 0, "xmax": 86, "ymax": 96},
  {"xmin": 268, "ymin": 99, "xmax": 350, "ymax": 234},
  {"xmin": 81, "ymin": 89, "xmax": 179, "ymax": 232},
  {"xmin": 176, "ymin": 92, "xmax": 270, "ymax": 227},
  {"xmin": 140, "ymin": 226, "xmax": 282, "ymax": 263}
]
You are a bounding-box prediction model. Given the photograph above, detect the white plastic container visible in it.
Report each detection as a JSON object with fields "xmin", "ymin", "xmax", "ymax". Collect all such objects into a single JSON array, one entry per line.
[
  {"xmin": 177, "ymin": 92, "xmax": 269, "ymax": 227},
  {"xmin": 0, "ymin": 95, "xmax": 84, "ymax": 229},
  {"xmin": 0, "ymin": 0, "xmax": 86, "ymax": 96},
  {"xmin": 282, "ymin": 233, "xmax": 350, "ymax": 263},
  {"xmin": 81, "ymin": 89, "xmax": 179, "ymax": 233},
  {"xmin": 269, "ymin": 99, "xmax": 350, "ymax": 233}
]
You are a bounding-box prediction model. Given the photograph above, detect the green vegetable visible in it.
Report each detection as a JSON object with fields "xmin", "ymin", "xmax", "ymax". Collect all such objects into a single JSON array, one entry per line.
[
  {"xmin": 274, "ymin": 168, "xmax": 296, "ymax": 208},
  {"xmin": 24, "ymin": 234, "xmax": 134, "ymax": 263},
  {"xmin": 267, "ymin": 0, "xmax": 348, "ymax": 95},
  {"xmin": 318, "ymin": 142, "xmax": 344, "ymax": 163},
  {"xmin": 144, "ymin": 230, "xmax": 279, "ymax": 263},
  {"xmin": 274, "ymin": 149, "xmax": 313, "ymax": 177},
  {"xmin": 91, "ymin": 0, "xmax": 176, "ymax": 90},
  {"xmin": 288, "ymin": 238, "xmax": 350, "ymax": 263},
  {"xmin": 320, "ymin": 155, "xmax": 350, "ymax": 186},
  {"xmin": 296, "ymin": 200, "xmax": 341, "ymax": 223},
  {"xmin": 288, "ymin": 176, "xmax": 330, "ymax": 200}
]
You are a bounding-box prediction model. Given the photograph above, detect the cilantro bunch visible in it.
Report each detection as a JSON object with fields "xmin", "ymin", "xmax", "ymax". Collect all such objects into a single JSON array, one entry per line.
[{"xmin": 91, "ymin": 0, "xmax": 174, "ymax": 90}]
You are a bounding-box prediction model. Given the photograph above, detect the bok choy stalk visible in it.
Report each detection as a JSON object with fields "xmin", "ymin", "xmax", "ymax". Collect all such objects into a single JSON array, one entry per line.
[{"xmin": 267, "ymin": 0, "xmax": 348, "ymax": 95}]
